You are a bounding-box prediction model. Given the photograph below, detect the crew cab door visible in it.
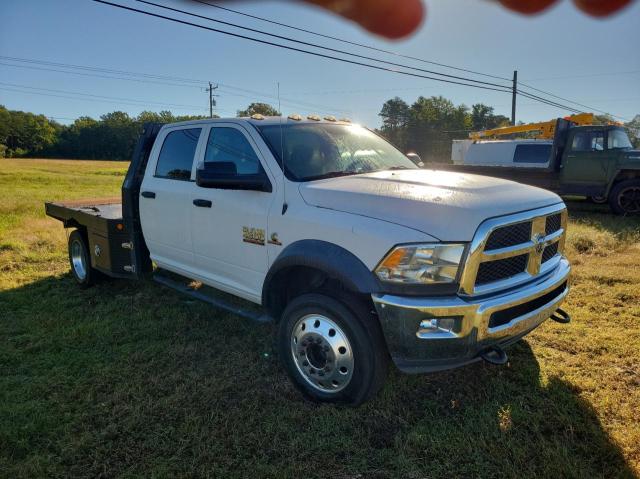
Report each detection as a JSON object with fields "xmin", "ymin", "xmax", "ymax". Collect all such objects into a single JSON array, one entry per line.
[
  {"xmin": 561, "ymin": 128, "xmax": 611, "ymax": 195},
  {"xmin": 139, "ymin": 126, "xmax": 204, "ymax": 272},
  {"xmin": 190, "ymin": 124, "xmax": 276, "ymax": 302}
]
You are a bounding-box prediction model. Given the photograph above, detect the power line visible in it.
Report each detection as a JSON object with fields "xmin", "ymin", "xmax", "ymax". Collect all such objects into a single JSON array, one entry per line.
[
  {"xmin": 190, "ymin": 0, "xmax": 512, "ymax": 82},
  {"xmin": 133, "ymin": 0, "xmax": 511, "ymax": 90},
  {"xmin": 92, "ymin": 0, "xmax": 513, "ymax": 94},
  {"xmin": 523, "ymin": 70, "xmax": 640, "ymax": 81},
  {"xmin": 0, "ymin": 57, "xmax": 352, "ymax": 115},
  {"xmin": 189, "ymin": 0, "xmax": 633, "ymax": 122},
  {"xmin": 517, "ymin": 90, "xmax": 583, "ymax": 114},
  {"xmin": 518, "ymin": 80, "xmax": 631, "ymax": 121},
  {"xmin": 0, "ymin": 81, "xmax": 208, "ymax": 110}
]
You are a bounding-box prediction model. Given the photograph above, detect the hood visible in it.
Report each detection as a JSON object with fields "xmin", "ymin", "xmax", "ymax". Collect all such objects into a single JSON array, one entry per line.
[{"xmin": 298, "ymin": 169, "xmax": 562, "ymax": 241}]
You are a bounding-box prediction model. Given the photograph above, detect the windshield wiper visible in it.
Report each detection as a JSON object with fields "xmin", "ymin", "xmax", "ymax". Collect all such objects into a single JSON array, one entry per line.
[
  {"xmin": 303, "ymin": 170, "xmax": 360, "ymax": 181},
  {"xmin": 371, "ymin": 165, "xmax": 414, "ymax": 173}
]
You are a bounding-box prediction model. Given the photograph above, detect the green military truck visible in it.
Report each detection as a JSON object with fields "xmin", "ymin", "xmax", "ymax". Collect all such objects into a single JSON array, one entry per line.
[{"xmin": 425, "ymin": 116, "xmax": 640, "ymax": 215}]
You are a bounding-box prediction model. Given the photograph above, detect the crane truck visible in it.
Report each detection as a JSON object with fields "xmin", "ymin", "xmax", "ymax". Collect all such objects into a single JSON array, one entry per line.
[{"xmin": 429, "ymin": 114, "xmax": 640, "ymax": 214}]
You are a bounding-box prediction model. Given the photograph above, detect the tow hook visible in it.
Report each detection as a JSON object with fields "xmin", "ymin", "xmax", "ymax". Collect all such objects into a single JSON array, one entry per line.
[
  {"xmin": 479, "ymin": 345, "xmax": 508, "ymax": 366},
  {"xmin": 550, "ymin": 308, "xmax": 571, "ymax": 324}
]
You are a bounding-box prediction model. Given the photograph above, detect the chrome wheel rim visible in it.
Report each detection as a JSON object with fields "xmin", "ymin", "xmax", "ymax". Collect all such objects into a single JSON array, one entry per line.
[
  {"xmin": 290, "ymin": 314, "xmax": 354, "ymax": 393},
  {"xmin": 71, "ymin": 239, "xmax": 87, "ymax": 280},
  {"xmin": 619, "ymin": 186, "xmax": 640, "ymax": 213}
]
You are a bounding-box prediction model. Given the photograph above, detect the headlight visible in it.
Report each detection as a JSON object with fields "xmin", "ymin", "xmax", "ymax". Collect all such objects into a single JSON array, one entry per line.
[{"xmin": 375, "ymin": 243, "xmax": 466, "ymax": 285}]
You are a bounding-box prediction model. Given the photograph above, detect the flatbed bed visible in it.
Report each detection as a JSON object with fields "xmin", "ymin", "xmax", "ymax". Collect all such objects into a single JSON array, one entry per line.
[{"xmin": 45, "ymin": 198, "xmax": 133, "ymax": 278}]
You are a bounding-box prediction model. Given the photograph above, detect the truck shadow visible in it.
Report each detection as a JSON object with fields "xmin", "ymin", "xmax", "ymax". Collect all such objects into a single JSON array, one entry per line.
[
  {"xmin": 1, "ymin": 274, "xmax": 636, "ymax": 478},
  {"xmin": 564, "ymin": 197, "xmax": 640, "ymax": 236}
]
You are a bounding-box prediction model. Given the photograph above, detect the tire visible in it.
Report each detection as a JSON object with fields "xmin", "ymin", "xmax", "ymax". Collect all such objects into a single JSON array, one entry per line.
[
  {"xmin": 608, "ymin": 179, "xmax": 640, "ymax": 215},
  {"xmin": 277, "ymin": 293, "xmax": 389, "ymax": 406},
  {"xmin": 588, "ymin": 195, "xmax": 608, "ymax": 204},
  {"xmin": 68, "ymin": 229, "xmax": 96, "ymax": 288}
]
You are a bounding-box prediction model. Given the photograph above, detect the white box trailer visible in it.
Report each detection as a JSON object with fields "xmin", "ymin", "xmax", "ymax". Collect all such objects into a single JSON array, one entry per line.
[{"xmin": 452, "ymin": 139, "xmax": 553, "ymax": 168}]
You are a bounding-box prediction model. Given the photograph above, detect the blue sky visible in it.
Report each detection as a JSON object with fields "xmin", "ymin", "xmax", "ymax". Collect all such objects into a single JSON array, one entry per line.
[{"xmin": 1, "ymin": 0, "xmax": 639, "ymax": 127}]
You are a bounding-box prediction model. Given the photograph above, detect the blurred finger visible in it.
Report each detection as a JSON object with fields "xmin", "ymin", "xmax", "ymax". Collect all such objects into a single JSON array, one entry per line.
[
  {"xmin": 572, "ymin": 0, "xmax": 633, "ymax": 16},
  {"xmin": 497, "ymin": 0, "xmax": 559, "ymax": 15},
  {"xmin": 304, "ymin": 0, "xmax": 425, "ymax": 39}
]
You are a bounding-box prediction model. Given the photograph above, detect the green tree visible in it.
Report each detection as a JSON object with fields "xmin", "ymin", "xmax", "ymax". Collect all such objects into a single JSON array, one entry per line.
[
  {"xmin": 379, "ymin": 97, "xmax": 410, "ymax": 150},
  {"xmin": 404, "ymin": 96, "xmax": 470, "ymax": 162},
  {"xmin": 625, "ymin": 115, "xmax": 640, "ymax": 148},
  {"xmin": 471, "ymin": 103, "xmax": 510, "ymax": 131},
  {"xmin": 237, "ymin": 103, "xmax": 280, "ymax": 117}
]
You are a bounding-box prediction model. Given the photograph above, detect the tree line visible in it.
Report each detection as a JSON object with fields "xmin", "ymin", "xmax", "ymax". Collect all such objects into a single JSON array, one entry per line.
[{"xmin": 1, "ymin": 99, "xmax": 638, "ymax": 161}]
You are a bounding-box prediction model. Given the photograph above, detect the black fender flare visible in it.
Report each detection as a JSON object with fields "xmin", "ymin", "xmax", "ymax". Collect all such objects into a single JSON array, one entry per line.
[{"xmin": 262, "ymin": 240, "xmax": 382, "ymax": 315}]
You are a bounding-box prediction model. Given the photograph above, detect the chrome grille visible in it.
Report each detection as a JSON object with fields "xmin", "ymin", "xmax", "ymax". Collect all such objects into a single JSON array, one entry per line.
[
  {"xmin": 542, "ymin": 242, "xmax": 559, "ymax": 263},
  {"xmin": 476, "ymin": 254, "xmax": 528, "ymax": 285},
  {"xmin": 459, "ymin": 205, "xmax": 567, "ymax": 296},
  {"xmin": 545, "ymin": 213, "xmax": 562, "ymax": 235},
  {"xmin": 485, "ymin": 221, "xmax": 532, "ymax": 250}
]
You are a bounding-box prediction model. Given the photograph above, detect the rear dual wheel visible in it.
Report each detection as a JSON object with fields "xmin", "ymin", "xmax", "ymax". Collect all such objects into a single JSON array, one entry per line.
[
  {"xmin": 68, "ymin": 229, "xmax": 97, "ymax": 288},
  {"xmin": 277, "ymin": 293, "xmax": 389, "ymax": 405}
]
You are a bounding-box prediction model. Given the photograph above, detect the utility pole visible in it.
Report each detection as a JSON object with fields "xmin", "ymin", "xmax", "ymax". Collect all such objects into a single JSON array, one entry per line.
[
  {"xmin": 511, "ymin": 70, "xmax": 518, "ymax": 126},
  {"xmin": 206, "ymin": 82, "xmax": 218, "ymax": 118}
]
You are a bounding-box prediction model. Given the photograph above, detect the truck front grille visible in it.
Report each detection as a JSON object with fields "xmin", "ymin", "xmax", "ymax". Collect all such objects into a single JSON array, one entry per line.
[
  {"xmin": 542, "ymin": 242, "xmax": 559, "ymax": 263},
  {"xmin": 545, "ymin": 213, "xmax": 562, "ymax": 235},
  {"xmin": 476, "ymin": 254, "xmax": 529, "ymax": 285},
  {"xmin": 485, "ymin": 221, "xmax": 532, "ymax": 250},
  {"xmin": 459, "ymin": 205, "xmax": 567, "ymax": 296}
]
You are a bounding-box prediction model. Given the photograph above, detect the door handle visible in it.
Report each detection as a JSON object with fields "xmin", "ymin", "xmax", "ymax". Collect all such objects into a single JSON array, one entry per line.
[
  {"xmin": 193, "ymin": 199, "xmax": 212, "ymax": 208},
  {"xmin": 141, "ymin": 191, "xmax": 156, "ymax": 199}
]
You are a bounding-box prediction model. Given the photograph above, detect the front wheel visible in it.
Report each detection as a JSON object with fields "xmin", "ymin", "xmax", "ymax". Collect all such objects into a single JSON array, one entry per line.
[
  {"xmin": 609, "ymin": 179, "xmax": 640, "ymax": 215},
  {"xmin": 277, "ymin": 293, "xmax": 389, "ymax": 405}
]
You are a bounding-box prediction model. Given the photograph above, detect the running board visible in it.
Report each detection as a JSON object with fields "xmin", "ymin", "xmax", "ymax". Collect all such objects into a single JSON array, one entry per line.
[{"xmin": 153, "ymin": 273, "xmax": 272, "ymax": 323}]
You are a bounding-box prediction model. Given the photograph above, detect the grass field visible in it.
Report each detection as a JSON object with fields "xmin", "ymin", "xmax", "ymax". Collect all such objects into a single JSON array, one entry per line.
[{"xmin": 1, "ymin": 158, "xmax": 639, "ymax": 478}]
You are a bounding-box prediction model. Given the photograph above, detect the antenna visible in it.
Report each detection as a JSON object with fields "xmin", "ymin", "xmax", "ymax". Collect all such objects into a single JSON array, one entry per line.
[{"xmin": 278, "ymin": 82, "xmax": 288, "ymax": 215}]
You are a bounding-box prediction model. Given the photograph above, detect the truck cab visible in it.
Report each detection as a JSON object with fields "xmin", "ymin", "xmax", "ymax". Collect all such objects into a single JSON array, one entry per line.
[
  {"xmin": 561, "ymin": 125, "xmax": 639, "ymax": 206},
  {"xmin": 46, "ymin": 116, "xmax": 573, "ymax": 405}
]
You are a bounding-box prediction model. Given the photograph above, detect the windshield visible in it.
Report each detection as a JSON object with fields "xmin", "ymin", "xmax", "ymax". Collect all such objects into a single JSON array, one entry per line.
[
  {"xmin": 257, "ymin": 123, "xmax": 418, "ymax": 181},
  {"xmin": 608, "ymin": 129, "xmax": 633, "ymax": 150}
]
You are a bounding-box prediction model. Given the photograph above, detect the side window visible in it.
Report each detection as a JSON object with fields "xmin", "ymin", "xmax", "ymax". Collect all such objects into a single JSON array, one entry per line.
[
  {"xmin": 204, "ymin": 127, "xmax": 261, "ymax": 175},
  {"xmin": 155, "ymin": 128, "xmax": 202, "ymax": 180},
  {"xmin": 571, "ymin": 131, "xmax": 605, "ymax": 152},
  {"xmin": 513, "ymin": 144, "xmax": 552, "ymax": 164}
]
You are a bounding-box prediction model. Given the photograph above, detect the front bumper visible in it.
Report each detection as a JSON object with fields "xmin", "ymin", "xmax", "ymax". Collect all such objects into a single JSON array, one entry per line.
[{"xmin": 372, "ymin": 258, "xmax": 571, "ymax": 373}]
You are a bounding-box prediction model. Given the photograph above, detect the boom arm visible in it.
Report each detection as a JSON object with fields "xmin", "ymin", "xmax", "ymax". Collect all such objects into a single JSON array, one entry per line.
[{"xmin": 469, "ymin": 113, "xmax": 594, "ymax": 140}]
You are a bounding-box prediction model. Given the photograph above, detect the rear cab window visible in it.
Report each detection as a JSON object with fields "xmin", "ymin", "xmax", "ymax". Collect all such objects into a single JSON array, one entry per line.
[
  {"xmin": 513, "ymin": 144, "xmax": 552, "ymax": 164},
  {"xmin": 155, "ymin": 128, "xmax": 202, "ymax": 180}
]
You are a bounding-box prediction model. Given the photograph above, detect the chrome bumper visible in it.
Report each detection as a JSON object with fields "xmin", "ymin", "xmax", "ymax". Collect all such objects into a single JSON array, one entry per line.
[{"xmin": 372, "ymin": 258, "xmax": 571, "ymax": 373}]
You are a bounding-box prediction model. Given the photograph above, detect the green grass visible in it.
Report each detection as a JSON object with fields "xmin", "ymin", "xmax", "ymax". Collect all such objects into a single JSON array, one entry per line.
[{"xmin": 1, "ymin": 158, "xmax": 639, "ymax": 478}]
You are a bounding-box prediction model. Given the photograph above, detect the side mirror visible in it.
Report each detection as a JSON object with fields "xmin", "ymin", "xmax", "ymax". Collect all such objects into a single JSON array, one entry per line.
[
  {"xmin": 196, "ymin": 162, "xmax": 272, "ymax": 192},
  {"xmin": 406, "ymin": 152, "xmax": 424, "ymax": 167}
]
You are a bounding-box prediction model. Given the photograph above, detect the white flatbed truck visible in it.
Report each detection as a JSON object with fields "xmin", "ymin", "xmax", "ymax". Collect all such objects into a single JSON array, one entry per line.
[{"xmin": 46, "ymin": 116, "xmax": 571, "ymax": 405}]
